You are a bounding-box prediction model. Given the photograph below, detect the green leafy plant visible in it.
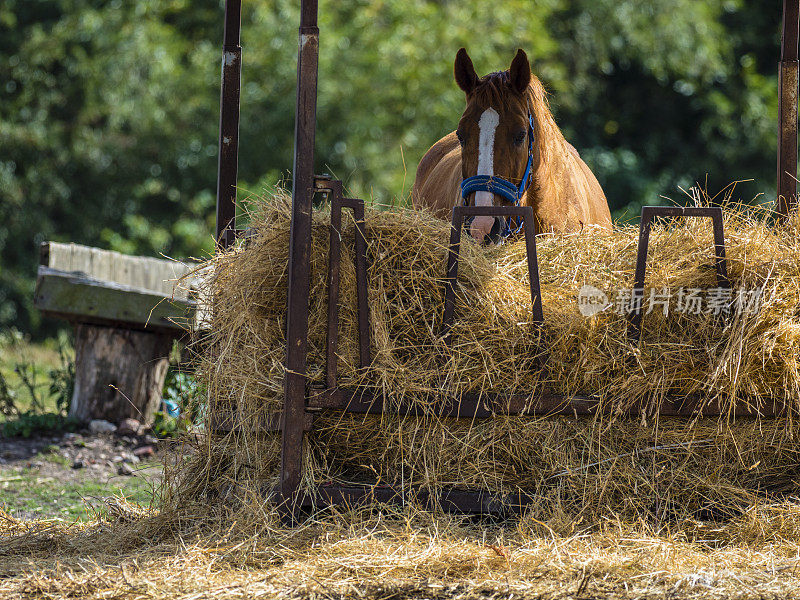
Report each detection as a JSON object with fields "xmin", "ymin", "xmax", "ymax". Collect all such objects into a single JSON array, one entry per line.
[
  {"xmin": 49, "ymin": 331, "xmax": 75, "ymax": 416},
  {"xmin": 153, "ymin": 367, "xmax": 206, "ymax": 438},
  {"xmin": 163, "ymin": 370, "xmax": 201, "ymax": 418},
  {"xmin": 1, "ymin": 412, "xmax": 81, "ymax": 438},
  {"xmin": 151, "ymin": 409, "xmax": 178, "ymax": 439},
  {"xmin": 1, "ymin": 329, "xmax": 77, "ymax": 438},
  {"xmin": 14, "ymin": 361, "xmax": 46, "ymax": 413},
  {"xmin": 0, "ymin": 370, "xmax": 17, "ymax": 417}
]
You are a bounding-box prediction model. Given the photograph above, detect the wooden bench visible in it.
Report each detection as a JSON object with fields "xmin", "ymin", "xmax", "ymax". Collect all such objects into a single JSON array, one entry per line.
[{"xmin": 34, "ymin": 242, "xmax": 197, "ymax": 426}]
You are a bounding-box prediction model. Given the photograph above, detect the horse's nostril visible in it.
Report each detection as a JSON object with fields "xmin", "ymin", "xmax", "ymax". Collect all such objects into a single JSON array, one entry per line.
[
  {"xmin": 467, "ymin": 216, "xmax": 503, "ymax": 245},
  {"xmin": 480, "ymin": 219, "xmax": 504, "ymax": 246},
  {"xmin": 490, "ymin": 217, "xmax": 502, "ymax": 239}
]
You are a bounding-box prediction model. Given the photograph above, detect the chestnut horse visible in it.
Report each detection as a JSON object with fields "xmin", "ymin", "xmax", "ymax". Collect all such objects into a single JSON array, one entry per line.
[{"xmin": 412, "ymin": 48, "xmax": 611, "ymax": 244}]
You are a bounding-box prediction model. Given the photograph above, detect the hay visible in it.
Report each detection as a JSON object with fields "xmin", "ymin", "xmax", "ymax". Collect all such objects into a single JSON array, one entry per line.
[
  {"xmin": 3, "ymin": 501, "xmax": 800, "ymax": 599},
  {"xmin": 9, "ymin": 199, "xmax": 800, "ymax": 600},
  {"xmin": 178, "ymin": 191, "xmax": 800, "ymax": 521}
]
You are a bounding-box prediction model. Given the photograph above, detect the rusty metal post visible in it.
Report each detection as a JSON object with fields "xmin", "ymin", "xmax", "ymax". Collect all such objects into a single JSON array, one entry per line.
[
  {"xmin": 778, "ymin": 0, "xmax": 800, "ymax": 219},
  {"xmin": 282, "ymin": 0, "xmax": 320, "ymax": 506},
  {"xmin": 215, "ymin": 0, "xmax": 242, "ymax": 248},
  {"xmin": 352, "ymin": 199, "xmax": 371, "ymax": 367},
  {"xmin": 325, "ymin": 182, "xmax": 345, "ymax": 390}
]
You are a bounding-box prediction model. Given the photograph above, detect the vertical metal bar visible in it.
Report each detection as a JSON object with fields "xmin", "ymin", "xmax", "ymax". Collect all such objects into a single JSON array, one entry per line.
[
  {"xmin": 282, "ymin": 0, "xmax": 320, "ymax": 505},
  {"xmin": 778, "ymin": 0, "xmax": 800, "ymax": 218},
  {"xmin": 326, "ymin": 195, "xmax": 344, "ymax": 389},
  {"xmin": 442, "ymin": 207, "xmax": 464, "ymax": 345},
  {"xmin": 352, "ymin": 200, "xmax": 371, "ymax": 368},
  {"xmin": 711, "ymin": 211, "xmax": 730, "ymax": 288},
  {"xmin": 628, "ymin": 213, "xmax": 653, "ymax": 340},
  {"xmin": 215, "ymin": 0, "xmax": 242, "ymax": 248},
  {"xmin": 520, "ymin": 207, "xmax": 544, "ymax": 325},
  {"xmin": 322, "ymin": 177, "xmax": 370, "ymax": 387},
  {"xmin": 521, "ymin": 208, "xmax": 546, "ymax": 369}
]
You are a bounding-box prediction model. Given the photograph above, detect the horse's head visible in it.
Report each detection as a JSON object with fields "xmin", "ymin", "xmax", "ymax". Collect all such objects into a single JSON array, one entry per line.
[{"xmin": 454, "ymin": 48, "xmax": 535, "ymax": 245}]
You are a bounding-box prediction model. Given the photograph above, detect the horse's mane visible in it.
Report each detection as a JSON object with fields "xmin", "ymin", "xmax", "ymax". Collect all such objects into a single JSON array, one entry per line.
[{"xmin": 471, "ymin": 71, "xmax": 568, "ymax": 196}]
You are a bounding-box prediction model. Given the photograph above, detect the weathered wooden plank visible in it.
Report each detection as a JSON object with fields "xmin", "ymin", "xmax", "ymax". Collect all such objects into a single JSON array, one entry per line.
[
  {"xmin": 34, "ymin": 266, "xmax": 194, "ymax": 332},
  {"xmin": 41, "ymin": 242, "xmax": 197, "ymax": 300}
]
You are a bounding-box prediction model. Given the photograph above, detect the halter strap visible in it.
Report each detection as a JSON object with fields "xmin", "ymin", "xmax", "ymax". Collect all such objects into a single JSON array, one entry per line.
[{"xmin": 459, "ymin": 113, "xmax": 535, "ymax": 239}]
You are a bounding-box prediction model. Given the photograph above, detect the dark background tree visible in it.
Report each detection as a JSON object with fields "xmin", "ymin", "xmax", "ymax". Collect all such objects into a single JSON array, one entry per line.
[{"xmin": 0, "ymin": 0, "xmax": 786, "ymax": 337}]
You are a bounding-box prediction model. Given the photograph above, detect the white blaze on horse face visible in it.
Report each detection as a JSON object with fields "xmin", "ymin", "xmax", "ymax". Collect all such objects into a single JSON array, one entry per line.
[
  {"xmin": 470, "ymin": 107, "xmax": 500, "ymax": 242},
  {"xmin": 475, "ymin": 108, "xmax": 500, "ymax": 207}
]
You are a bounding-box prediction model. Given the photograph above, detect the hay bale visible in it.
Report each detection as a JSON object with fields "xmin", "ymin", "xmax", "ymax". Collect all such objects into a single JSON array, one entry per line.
[{"xmin": 178, "ymin": 192, "xmax": 800, "ymax": 520}]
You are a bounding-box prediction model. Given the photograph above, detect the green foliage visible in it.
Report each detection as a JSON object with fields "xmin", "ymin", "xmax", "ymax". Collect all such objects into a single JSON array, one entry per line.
[
  {"xmin": 163, "ymin": 369, "xmax": 203, "ymax": 420},
  {"xmin": 1, "ymin": 0, "xmax": 220, "ymax": 335},
  {"xmin": 0, "ymin": 329, "xmax": 77, "ymax": 437},
  {"xmin": 151, "ymin": 410, "xmax": 178, "ymax": 439},
  {"xmin": 1, "ymin": 412, "xmax": 81, "ymax": 439},
  {"xmin": 0, "ymin": 0, "xmax": 786, "ymax": 337},
  {"xmin": 153, "ymin": 367, "xmax": 204, "ymax": 438},
  {"xmin": 49, "ymin": 334, "xmax": 75, "ymax": 415},
  {"xmin": 0, "ymin": 371, "xmax": 16, "ymax": 417}
]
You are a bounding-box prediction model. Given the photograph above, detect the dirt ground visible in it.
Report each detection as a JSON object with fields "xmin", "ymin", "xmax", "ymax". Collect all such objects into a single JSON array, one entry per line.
[{"xmin": 0, "ymin": 431, "xmax": 165, "ymax": 520}]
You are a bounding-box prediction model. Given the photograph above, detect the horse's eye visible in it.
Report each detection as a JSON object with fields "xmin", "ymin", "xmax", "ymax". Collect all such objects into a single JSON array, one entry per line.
[
  {"xmin": 513, "ymin": 130, "xmax": 526, "ymax": 146},
  {"xmin": 456, "ymin": 130, "xmax": 465, "ymax": 146}
]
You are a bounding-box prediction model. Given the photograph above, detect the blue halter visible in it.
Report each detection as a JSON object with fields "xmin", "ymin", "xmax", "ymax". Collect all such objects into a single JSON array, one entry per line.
[{"xmin": 460, "ymin": 113, "xmax": 535, "ymax": 239}]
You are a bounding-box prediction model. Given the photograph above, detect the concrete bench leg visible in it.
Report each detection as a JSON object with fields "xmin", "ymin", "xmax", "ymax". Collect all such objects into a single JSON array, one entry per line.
[{"xmin": 69, "ymin": 323, "xmax": 173, "ymax": 426}]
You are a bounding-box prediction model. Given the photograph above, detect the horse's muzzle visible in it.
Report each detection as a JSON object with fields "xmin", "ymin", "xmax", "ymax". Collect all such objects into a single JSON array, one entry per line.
[{"xmin": 465, "ymin": 215, "xmax": 504, "ymax": 246}]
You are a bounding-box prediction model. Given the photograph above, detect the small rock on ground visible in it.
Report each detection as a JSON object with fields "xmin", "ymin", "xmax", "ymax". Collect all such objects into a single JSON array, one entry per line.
[
  {"xmin": 133, "ymin": 445, "xmax": 154, "ymax": 458},
  {"xmin": 117, "ymin": 462, "xmax": 134, "ymax": 476},
  {"xmin": 89, "ymin": 420, "xmax": 117, "ymax": 434},
  {"xmin": 117, "ymin": 418, "xmax": 142, "ymax": 436}
]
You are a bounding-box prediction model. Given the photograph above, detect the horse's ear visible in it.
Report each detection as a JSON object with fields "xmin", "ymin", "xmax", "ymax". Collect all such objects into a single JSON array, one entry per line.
[
  {"xmin": 509, "ymin": 49, "xmax": 531, "ymax": 94},
  {"xmin": 454, "ymin": 48, "xmax": 479, "ymax": 94}
]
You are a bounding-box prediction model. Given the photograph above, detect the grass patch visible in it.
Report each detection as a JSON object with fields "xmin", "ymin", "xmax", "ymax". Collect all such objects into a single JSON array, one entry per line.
[
  {"xmin": 0, "ymin": 461, "xmax": 160, "ymax": 521},
  {"xmin": 41, "ymin": 449, "xmax": 70, "ymax": 468}
]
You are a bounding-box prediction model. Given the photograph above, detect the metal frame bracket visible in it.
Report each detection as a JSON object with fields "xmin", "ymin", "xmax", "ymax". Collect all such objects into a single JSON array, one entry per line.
[
  {"xmin": 318, "ymin": 176, "xmax": 371, "ymax": 390},
  {"xmin": 628, "ymin": 206, "xmax": 730, "ymax": 341},
  {"xmin": 442, "ymin": 205, "xmax": 543, "ymax": 345}
]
